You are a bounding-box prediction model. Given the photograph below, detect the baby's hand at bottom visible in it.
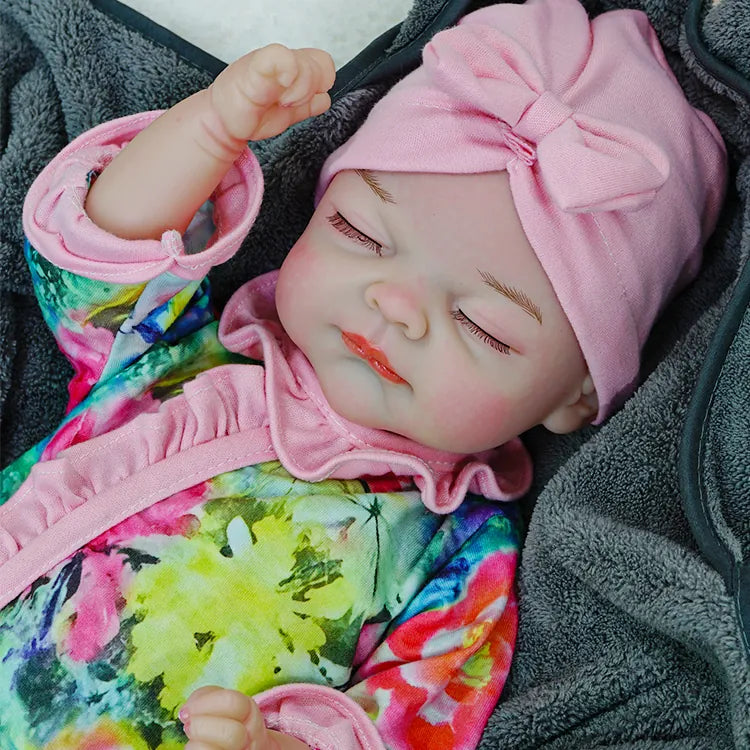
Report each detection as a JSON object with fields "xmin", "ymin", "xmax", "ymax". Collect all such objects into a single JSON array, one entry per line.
[{"xmin": 180, "ymin": 686, "xmax": 310, "ymax": 750}]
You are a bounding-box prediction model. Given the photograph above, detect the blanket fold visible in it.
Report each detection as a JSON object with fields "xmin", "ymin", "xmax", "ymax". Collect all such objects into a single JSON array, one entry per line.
[
  {"xmin": 1, "ymin": 0, "xmax": 748, "ymax": 746},
  {"xmin": 680, "ymin": 231, "xmax": 750, "ymax": 661}
]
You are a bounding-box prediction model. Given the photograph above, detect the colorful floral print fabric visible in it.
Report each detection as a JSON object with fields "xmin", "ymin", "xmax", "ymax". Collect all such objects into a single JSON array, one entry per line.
[{"xmin": 0, "ymin": 236, "xmax": 521, "ymax": 749}]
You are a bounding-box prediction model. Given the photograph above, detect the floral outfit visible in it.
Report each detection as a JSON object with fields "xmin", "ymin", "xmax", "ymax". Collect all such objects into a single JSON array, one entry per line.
[{"xmin": 0, "ymin": 113, "xmax": 531, "ymax": 750}]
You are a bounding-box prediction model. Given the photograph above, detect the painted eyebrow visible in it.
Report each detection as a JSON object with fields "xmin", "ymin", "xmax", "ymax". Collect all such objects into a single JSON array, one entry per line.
[
  {"xmin": 478, "ymin": 269, "xmax": 543, "ymax": 325},
  {"xmin": 355, "ymin": 169, "xmax": 397, "ymax": 205}
]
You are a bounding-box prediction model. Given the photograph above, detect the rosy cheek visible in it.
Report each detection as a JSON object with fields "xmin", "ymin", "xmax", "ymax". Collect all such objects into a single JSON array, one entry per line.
[
  {"xmin": 277, "ymin": 233, "xmax": 332, "ymax": 355},
  {"xmin": 442, "ymin": 390, "xmax": 509, "ymax": 440},
  {"xmin": 280, "ymin": 236, "xmax": 316, "ymax": 282},
  {"xmin": 277, "ymin": 238, "xmax": 317, "ymax": 309}
]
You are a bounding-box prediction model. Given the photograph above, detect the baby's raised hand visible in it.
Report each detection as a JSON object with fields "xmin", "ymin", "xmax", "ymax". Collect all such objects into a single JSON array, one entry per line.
[
  {"xmin": 180, "ymin": 685, "xmax": 310, "ymax": 750},
  {"xmin": 209, "ymin": 44, "xmax": 336, "ymax": 143}
]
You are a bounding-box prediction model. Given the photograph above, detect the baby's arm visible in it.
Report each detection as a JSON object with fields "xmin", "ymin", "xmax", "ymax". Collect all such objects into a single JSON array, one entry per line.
[
  {"xmin": 85, "ymin": 45, "xmax": 335, "ymax": 241},
  {"xmin": 181, "ymin": 686, "xmax": 309, "ymax": 750}
]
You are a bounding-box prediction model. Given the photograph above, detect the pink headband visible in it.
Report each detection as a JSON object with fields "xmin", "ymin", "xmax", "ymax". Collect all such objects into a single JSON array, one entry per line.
[{"xmin": 316, "ymin": 0, "xmax": 727, "ymax": 421}]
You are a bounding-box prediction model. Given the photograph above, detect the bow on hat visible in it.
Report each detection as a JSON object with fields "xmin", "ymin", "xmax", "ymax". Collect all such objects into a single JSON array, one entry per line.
[{"xmin": 422, "ymin": 23, "xmax": 671, "ymax": 213}]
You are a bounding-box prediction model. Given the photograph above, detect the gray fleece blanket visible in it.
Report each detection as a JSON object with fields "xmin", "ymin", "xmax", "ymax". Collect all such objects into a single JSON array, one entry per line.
[{"xmin": 0, "ymin": 0, "xmax": 748, "ymax": 747}]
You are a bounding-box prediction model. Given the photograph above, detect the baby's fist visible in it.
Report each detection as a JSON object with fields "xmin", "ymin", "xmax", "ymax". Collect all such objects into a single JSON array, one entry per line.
[
  {"xmin": 180, "ymin": 686, "xmax": 309, "ymax": 750},
  {"xmin": 209, "ymin": 44, "xmax": 335, "ymax": 142}
]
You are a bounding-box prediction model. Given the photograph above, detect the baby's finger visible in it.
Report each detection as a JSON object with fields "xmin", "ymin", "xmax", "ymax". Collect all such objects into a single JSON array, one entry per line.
[
  {"xmin": 182, "ymin": 687, "xmax": 252, "ymax": 722},
  {"xmin": 250, "ymin": 92, "xmax": 331, "ymax": 140},
  {"xmin": 303, "ymin": 48, "xmax": 337, "ymax": 93},
  {"xmin": 185, "ymin": 715, "xmax": 249, "ymax": 750},
  {"xmin": 308, "ymin": 91, "xmax": 333, "ymax": 118},
  {"xmin": 279, "ymin": 49, "xmax": 335, "ymax": 108},
  {"xmin": 282, "ymin": 92, "xmax": 332, "ymax": 124},
  {"xmin": 252, "ymin": 43, "xmax": 300, "ymax": 88},
  {"xmin": 181, "ymin": 685, "xmax": 224, "ymax": 713},
  {"xmin": 240, "ymin": 695, "xmax": 267, "ymax": 738},
  {"xmin": 278, "ymin": 62, "xmax": 313, "ymax": 108}
]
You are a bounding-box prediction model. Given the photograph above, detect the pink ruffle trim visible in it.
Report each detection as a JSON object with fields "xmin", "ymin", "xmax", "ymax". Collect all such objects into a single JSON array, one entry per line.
[
  {"xmin": 219, "ymin": 272, "xmax": 533, "ymax": 514},
  {"xmin": 255, "ymin": 683, "xmax": 386, "ymax": 750}
]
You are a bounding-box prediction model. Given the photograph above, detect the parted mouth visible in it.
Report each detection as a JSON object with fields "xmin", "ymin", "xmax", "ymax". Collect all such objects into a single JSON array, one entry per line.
[{"xmin": 341, "ymin": 331, "xmax": 407, "ymax": 385}]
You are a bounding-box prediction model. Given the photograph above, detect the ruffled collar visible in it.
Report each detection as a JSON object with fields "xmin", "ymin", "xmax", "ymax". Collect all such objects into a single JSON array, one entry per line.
[{"xmin": 218, "ymin": 271, "xmax": 532, "ymax": 513}]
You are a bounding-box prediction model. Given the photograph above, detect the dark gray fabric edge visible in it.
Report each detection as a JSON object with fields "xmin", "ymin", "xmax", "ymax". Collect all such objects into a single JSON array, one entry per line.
[
  {"xmin": 679, "ymin": 0, "xmax": 750, "ymax": 663},
  {"xmin": 91, "ymin": 0, "xmax": 227, "ymax": 75}
]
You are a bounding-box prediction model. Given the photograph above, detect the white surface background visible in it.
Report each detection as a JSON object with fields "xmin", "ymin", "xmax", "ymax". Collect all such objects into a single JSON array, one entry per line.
[{"xmin": 119, "ymin": 0, "xmax": 415, "ymax": 68}]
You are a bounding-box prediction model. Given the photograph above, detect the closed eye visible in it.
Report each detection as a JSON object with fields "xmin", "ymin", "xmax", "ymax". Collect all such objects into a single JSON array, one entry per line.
[
  {"xmin": 327, "ymin": 212, "xmax": 383, "ymax": 256},
  {"xmin": 451, "ymin": 309, "xmax": 511, "ymax": 355}
]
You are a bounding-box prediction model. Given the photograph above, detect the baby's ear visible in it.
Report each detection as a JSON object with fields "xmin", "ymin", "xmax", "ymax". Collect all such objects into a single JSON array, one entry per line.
[{"xmin": 541, "ymin": 374, "xmax": 598, "ymax": 434}]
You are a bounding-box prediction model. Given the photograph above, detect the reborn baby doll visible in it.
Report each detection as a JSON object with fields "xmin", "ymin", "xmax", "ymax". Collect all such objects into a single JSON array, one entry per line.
[{"xmin": 0, "ymin": 0, "xmax": 726, "ymax": 748}]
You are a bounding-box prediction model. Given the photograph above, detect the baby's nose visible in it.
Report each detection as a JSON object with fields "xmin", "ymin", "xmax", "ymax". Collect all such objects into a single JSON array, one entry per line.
[{"xmin": 365, "ymin": 281, "xmax": 428, "ymax": 340}]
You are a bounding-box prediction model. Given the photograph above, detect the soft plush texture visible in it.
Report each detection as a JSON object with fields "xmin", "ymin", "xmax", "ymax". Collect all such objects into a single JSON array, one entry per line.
[{"xmin": 0, "ymin": 0, "xmax": 748, "ymax": 747}]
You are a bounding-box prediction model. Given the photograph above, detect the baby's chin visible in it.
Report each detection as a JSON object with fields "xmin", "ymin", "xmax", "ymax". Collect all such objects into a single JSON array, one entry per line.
[
  {"xmin": 314, "ymin": 365, "xmax": 435, "ymax": 447},
  {"xmin": 315, "ymin": 364, "xmax": 389, "ymax": 429},
  {"xmin": 312, "ymin": 357, "xmax": 520, "ymax": 453}
]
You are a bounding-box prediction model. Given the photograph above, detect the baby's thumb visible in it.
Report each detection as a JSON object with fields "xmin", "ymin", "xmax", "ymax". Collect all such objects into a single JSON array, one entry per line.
[{"xmin": 243, "ymin": 696, "xmax": 270, "ymax": 749}]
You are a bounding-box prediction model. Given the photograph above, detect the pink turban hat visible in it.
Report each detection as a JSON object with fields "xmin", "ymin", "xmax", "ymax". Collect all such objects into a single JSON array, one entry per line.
[{"xmin": 316, "ymin": 0, "xmax": 727, "ymax": 421}]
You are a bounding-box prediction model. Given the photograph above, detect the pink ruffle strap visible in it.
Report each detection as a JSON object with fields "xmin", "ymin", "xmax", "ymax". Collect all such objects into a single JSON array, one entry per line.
[{"xmin": 0, "ymin": 365, "xmax": 278, "ymax": 607}]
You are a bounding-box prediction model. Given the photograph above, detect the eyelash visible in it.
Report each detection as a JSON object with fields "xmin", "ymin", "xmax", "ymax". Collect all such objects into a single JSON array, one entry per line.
[
  {"xmin": 328, "ymin": 212, "xmax": 510, "ymax": 356},
  {"xmin": 451, "ymin": 309, "xmax": 511, "ymax": 355},
  {"xmin": 327, "ymin": 212, "xmax": 383, "ymax": 256}
]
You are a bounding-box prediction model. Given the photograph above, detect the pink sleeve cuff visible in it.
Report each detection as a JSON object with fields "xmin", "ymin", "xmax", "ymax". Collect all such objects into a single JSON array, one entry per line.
[
  {"xmin": 255, "ymin": 683, "xmax": 386, "ymax": 750},
  {"xmin": 22, "ymin": 111, "xmax": 263, "ymax": 284}
]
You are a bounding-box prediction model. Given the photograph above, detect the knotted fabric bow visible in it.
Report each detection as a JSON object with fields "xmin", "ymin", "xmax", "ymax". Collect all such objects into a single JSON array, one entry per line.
[{"xmin": 422, "ymin": 22, "xmax": 671, "ymax": 213}]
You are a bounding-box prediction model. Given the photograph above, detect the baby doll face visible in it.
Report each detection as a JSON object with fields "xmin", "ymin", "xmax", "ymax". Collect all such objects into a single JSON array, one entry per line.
[{"xmin": 276, "ymin": 169, "xmax": 595, "ymax": 453}]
